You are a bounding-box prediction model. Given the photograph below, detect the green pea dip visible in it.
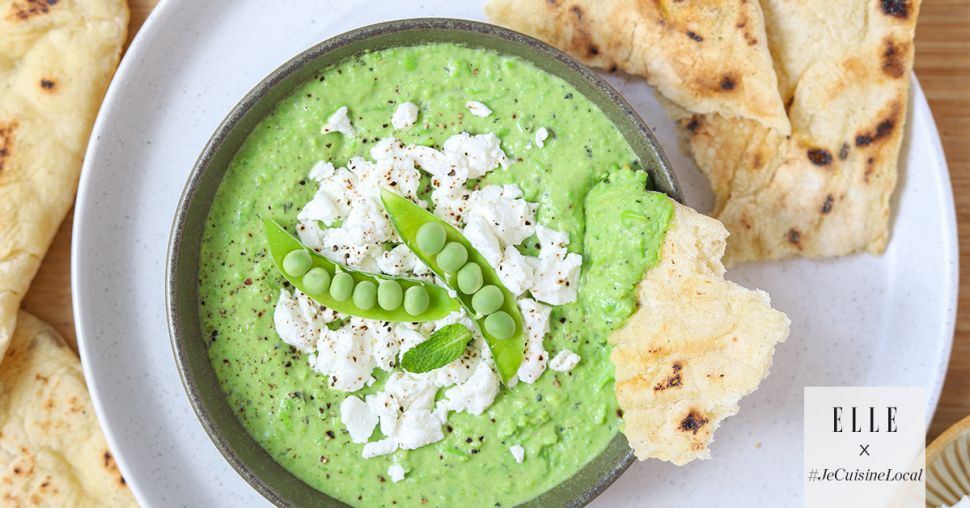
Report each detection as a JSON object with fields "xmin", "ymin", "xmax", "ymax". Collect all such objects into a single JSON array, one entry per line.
[{"xmin": 198, "ymin": 43, "xmax": 673, "ymax": 507}]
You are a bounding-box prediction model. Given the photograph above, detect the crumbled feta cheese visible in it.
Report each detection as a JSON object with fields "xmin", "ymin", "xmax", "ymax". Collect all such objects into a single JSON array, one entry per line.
[
  {"xmin": 405, "ymin": 144, "xmax": 456, "ymax": 179},
  {"xmin": 361, "ymin": 139, "xmax": 423, "ymax": 201},
  {"xmin": 441, "ymin": 132, "xmax": 509, "ymax": 177},
  {"xmin": 497, "ymin": 246, "xmax": 535, "ymax": 296},
  {"xmin": 340, "ymin": 396, "xmax": 377, "ymax": 444},
  {"xmin": 308, "ymin": 161, "xmax": 335, "ymax": 181},
  {"xmin": 529, "ymin": 225, "xmax": 583, "ymax": 305},
  {"xmin": 297, "ymin": 192, "xmax": 341, "ymax": 227},
  {"xmin": 362, "ymin": 438, "xmax": 398, "ymax": 459},
  {"xmin": 370, "ymin": 322, "xmax": 401, "ymax": 371},
  {"xmin": 535, "ymin": 127, "xmax": 549, "ymax": 148},
  {"xmin": 465, "ymin": 100, "xmax": 492, "ymax": 117},
  {"xmin": 466, "ymin": 185, "xmax": 536, "ymax": 246},
  {"xmin": 310, "ymin": 319, "xmax": 376, "ymax": 391},
  {"xmin": 510, "ymin": 444, "xmax": 525, "ymax": 463},
  {"xmin": 273, "ymin": 289, "xmax": 333, "ymax": 353},
  {"xmin": 396, "ymin": 325, "xmax": 429, "ymax": 358},
  {"xmin": 396, "ymin": 409, "xmax": 445, "ymax": 450},
  {"xmin": 516, "ymin": 298, "xmax": 551, "ymax": 384},
  {"xmin": 384, "ymin": 372, "xmax": 438, "ymax": 410},
  {"xmin": 392, "ymin": 101, "xmax": 419, "ymax": 129},
  {"xmin": 299, "ymin": 166, "xmax": 358, "ymax": 227},
  {"xmin": 388, "ymin": 464, "xmax": 406, "ymax": 483},
  {"xmin": 439, "ymin": 361, "xmax": 500, "ymax": 416},
  {"xmin": 317, "ymin": 198, "xmax": 394, "ymax": 267},
  {"xmin": 321, "ymin": 106, "xmax": 356, "ymax": 138},
  {"xmin": 549, "ymin": 349, "xmax": 581, "ymax": 372},
  {"xmin": 463, "ymin": 214, "xmax": 502, "ymax": 267},
  {"xmin": 376, "ymin": 244, "xmax": 419, "ymax": 276}
]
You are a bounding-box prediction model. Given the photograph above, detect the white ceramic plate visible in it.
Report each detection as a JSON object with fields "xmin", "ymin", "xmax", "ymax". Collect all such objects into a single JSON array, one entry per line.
[{"xmin": 71, "ymin": 1, "xmax": 957, "ymax": 506}]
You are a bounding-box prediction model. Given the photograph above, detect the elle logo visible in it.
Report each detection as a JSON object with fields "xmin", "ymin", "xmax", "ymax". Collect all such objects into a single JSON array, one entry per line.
[{"xmin": 833, "ymin": 406, "xmax": 898, "ymax": 433}]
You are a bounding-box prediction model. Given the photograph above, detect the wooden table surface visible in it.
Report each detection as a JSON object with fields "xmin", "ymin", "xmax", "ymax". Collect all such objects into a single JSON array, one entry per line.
[{"xmin": 21, "ymin": 0, "xmax": 970, "ymax": 440}]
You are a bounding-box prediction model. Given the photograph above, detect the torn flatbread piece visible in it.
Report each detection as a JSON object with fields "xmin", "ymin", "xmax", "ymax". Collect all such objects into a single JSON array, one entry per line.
[
  {"xmin": 610, "ymin": 203, "xmax": 789, "ymax": 465},
  {"xmin": 0, "ymin": 311, "xmax": 137, "ymax": 506},
  {"xmin": 0, "ymin": 0, "xmax": 128, "ymax": 358},
  {"xmin": 681, "ymin": 0, "xmax": 920, "ymax": 263},
  {"xmin": 485, "ymin": 0, "xmax": 790, "ymax": 134}
]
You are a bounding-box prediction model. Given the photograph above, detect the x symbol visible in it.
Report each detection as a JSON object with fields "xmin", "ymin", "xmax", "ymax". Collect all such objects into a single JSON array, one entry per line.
[{"xmin": 859, "ymin": 444, "xmax": 871, "ymax": 456}]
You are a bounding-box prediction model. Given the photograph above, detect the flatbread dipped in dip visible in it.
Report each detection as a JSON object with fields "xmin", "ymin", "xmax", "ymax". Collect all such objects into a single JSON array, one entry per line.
[
  {"xmin": 487, "ymin": 0, "xmax": 921, "ymax": 264},
  {"xmin": 198, "ymin": 42, "xmax": 788, "ymax": 507}
]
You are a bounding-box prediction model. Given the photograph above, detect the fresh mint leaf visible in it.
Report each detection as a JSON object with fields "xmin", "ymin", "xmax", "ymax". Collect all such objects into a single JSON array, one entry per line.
[{"xmin": 401, "ymin": 324, "xmax": 472, "ymax": 373}]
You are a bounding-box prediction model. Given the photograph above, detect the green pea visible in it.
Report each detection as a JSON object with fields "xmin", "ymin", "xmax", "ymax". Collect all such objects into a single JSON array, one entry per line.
[
  {"xmin": 436, "ymin": 242, "xmax": 468, "ymax": 273},
  {"xmin": 302, "ymin": 267, "xmax": 331, "ymax": 294},
  {"xmin": 457, "ymin": 263, "xmax": 483, "ymax": 295},
  {"xmin": 484, "ymin": 311, "xmax": 515, "ymax": 339},
  {"xmin": 472, "ymin": 285, "xmax": 504, "ymax": 316},
  {"xmin": 416, "ymin": 222, "xmax": 446, "ymax": 254},
  {"xmin": 282, "ymin": 249, "xmax": 312, "ymax": 277},
  {"xmin": 330, "ymin": 272, "xmax": 354, "ymax": 301},
  {"xmin": 378, "ymin": 280, "xmax": 404, "ymax": 310},
  {"xmin": 404, "ymin": 286, "xmax": 430, "ymax": 316},
  {"xmin": 353, "ymin": 281, "xmax": 377, "ymax": 310}
]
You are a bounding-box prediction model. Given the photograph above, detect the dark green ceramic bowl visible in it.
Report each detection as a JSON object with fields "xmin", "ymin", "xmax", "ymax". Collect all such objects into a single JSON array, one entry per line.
[{"xmin": 167, "ymin": 18, "xmax": 682, "ymax": 508}]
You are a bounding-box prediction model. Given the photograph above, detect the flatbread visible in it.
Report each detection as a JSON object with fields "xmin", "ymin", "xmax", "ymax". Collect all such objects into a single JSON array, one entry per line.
[
  {"xmin": 610, "ymin": 203, "xmax": 789, "ymax": 464},
  {"xmin": 0, "ymin": 0, "xmax": 128, "ymax": 359},
  {"xmin": 0, "ymin": 311, "xmax": 136, "ymax": 506},
  {"xmin": 487, "ymin": 0, "xmax": 921, "ymax": 264},
  {"xmin": 485, "ymin": 0, "xmax": 790, "ymax": 134},
  {"xmin": 682, "ymin": 0, "xmax": 920, "ymax": 263}
]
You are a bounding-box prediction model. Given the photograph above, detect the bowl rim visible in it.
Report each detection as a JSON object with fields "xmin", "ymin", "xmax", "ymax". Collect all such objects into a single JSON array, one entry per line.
[
  {"xmin": 927, "ymin": 414, "xmax": 970, "ymax": 465},
  {"xmin": 166, "ymin": 17, "xmax": 682, "ymax": 508}
]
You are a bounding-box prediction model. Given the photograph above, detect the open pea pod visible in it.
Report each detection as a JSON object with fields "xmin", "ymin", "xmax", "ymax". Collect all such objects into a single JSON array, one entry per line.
[
  {"xmin": 263, "ymin": 219, "xmax": 460, "ymax": 322},
  {"xmin": 380, "ymin": 189, "xmax": 525, "ymax": 384}
]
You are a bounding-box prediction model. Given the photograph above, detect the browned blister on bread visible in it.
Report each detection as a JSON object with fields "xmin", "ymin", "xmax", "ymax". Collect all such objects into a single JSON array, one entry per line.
[
  {"xmin": 0, "ymin": 0, "xmax": 129, "ymax": 358},
  {"xmin": 610, "ymin": 204, "xmax": 789, "ymax": 464}
]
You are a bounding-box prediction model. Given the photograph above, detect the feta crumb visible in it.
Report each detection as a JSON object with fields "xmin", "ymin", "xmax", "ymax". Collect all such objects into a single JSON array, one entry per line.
[
  {"xmin": 497, "ymin": 245, "xmax": 535, "ymax": 296},
  {"xmin": 439, "ymin": 362, "xmax": 500, "ymax": 416},
  {"xmin": 388, "ymin": 464, "xmax": 406, "ymax": 483},
  {"xmin": 273, "ymin": 289, "xmax": 332, "ymax": 353},
  {"xmin": 516, "ymin": 298, "xmax": 551, "ymax": 384},
  {"xmin": 321, "ymin": 106, "xmax": 356, "ymax": 138},
  {"xmin": 396, "ymin": 409, "xmax": 444, "ymax": 450},
  {"xmin": 362, "ymin": 438, "xmax": 398, "ymax": 459},
  {"xmin": 535, "ymin": 127, "xmax": 549, "ymax": 148},
  {"xmin": 510, "ymin": 444, "xmax": 525, "ymax": 463},
  {"xmin": 392, "ymin": 101, "xmax": 419, "ymax": 129},
  {"xmin": 442, "ymin": 132, "xmax": 509, "ymax": 177},
  {"xmin": 310, "ymin": 319, "xmax": 376, "ymax": 391},
  {"xmin": 308, "ymin": 161, "xmax": 335, "ymax": 181},
  {"xmin": 465, "ymin": 100, "xmax": 492, "ymax": 117},
  {"xmin": 529, "ymin": 225, "xmax": 583, "ymax": 305},
  {"xmin": 376, "ymin": 244, "xmax": 419, "ymax": 276},
  {"xmin": 340, "ymin": 396, "xmax": 377, "ymax": 443},
  {"xmin": 466, "ymin": 185, "xmax": 536, "ymax": 246},
  {"xmin": 549, "ymin": 349, "xmax": 581, "ymax": 372},
  {"xmin": 463, "ymin": 214, "xmax": 502, "ymax": 267}
]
